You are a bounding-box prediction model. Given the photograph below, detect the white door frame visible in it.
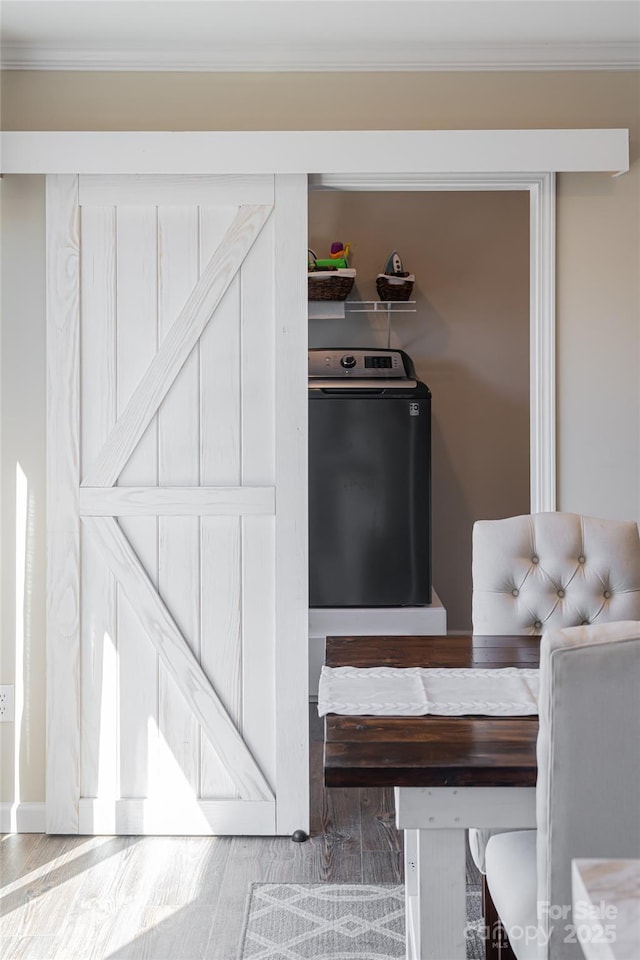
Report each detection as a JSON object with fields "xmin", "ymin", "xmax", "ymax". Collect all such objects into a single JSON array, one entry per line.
[{"xmin": 310, "ymin": 171, "xmax": 556, "ymax": 512}]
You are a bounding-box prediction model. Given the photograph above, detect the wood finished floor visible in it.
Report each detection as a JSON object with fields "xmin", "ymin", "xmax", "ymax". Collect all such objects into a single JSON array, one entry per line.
[{"xmin": 1, "ymin": 708, "xmax": 481, "ymax": 959}]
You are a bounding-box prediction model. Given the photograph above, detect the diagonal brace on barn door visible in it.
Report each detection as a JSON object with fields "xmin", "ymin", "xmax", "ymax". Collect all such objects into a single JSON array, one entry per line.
[
  {"xmin": 83, "ymin": 515, "xmax": 274, "ymax": 803},
  {"xmin": 81, "ymin": 203, "xmax": 273, "ymax": 489}
]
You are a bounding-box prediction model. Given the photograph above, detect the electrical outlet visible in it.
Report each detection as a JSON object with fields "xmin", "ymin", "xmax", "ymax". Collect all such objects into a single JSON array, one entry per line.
[{"xmin": 0, "ymin": 685, "xmax": 15, "ymax": 722}]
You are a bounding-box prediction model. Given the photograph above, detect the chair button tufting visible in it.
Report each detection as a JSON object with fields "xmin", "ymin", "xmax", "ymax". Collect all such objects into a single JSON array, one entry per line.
[
  {"xmin": 581, "ymin": 619, "xmax": 590, "ymax": 625},
  {"xmin": 578, "ymin": 555, "xmax": 586, "ymax": 564},
  {"xmin": 534, "ymin": 620, "xmax": 542, "ymax": 629},
  {"xmin": 604, "ymin": 590, "xmax": 611, "ymax": 599},
  {"xmin": 532, "ymin": 556, "xmax": 539, "ymax": 564},
  {"xmin": 557, "ymin": 589, "xmax": 565, "ymax": 598},
  {"xmin": 512, "ymin": 588, "xmax": 519, "ymax": 597}
]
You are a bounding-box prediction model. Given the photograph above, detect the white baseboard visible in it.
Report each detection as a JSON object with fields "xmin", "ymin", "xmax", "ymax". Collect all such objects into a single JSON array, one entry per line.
[{"xmin": 0, "ymin": 802, "xmax": 46, "ymax": 833}]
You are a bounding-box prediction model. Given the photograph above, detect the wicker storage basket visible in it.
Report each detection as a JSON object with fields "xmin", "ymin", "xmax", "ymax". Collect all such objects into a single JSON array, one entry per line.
[
  {"xmin": 376, "ymin": 273, "xmax": 414, "ymax": 302},
  {"xmin": 308, "ymin": 272, "xmax": 355, "ymax": 302}
]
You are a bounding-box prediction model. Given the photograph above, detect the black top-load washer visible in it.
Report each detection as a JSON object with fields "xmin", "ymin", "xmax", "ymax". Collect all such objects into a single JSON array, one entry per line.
[{"xmin": 308, "ymin": 348, "xmax": 431, "ymax": 607}]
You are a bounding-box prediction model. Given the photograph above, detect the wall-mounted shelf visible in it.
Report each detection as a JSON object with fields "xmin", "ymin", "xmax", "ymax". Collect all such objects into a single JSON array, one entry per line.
[
  {"xmin": 308, "ymin": 300, "xmax": 416, "ymax": 347},
  {"xmin": 347, "ymin": 300, "xmax": 416, "ymax": 314},
  {"xmin": 308, "ymin": 300, "xmax": 416, "ymax": 320}
]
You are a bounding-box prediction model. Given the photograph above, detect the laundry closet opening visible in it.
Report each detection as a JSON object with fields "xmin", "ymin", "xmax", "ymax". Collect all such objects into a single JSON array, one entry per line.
[{"xmin": 308, "ymin": 189, "xmax": 530, "ymax": 631}]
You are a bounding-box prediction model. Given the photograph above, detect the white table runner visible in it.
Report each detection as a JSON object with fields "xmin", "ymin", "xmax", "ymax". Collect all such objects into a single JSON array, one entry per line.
[{"xmin": 317, "ymin": 666, "xmax": 539, "ymax": 717}]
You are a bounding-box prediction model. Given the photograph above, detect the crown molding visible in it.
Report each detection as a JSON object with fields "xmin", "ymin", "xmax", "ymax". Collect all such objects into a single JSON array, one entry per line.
[{"xmin": 2, "ymin": 41, "xmax": 639, "ymax": 72}]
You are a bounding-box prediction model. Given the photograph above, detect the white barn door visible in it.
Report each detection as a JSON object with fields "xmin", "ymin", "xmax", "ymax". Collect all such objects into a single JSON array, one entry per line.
[{"xmin": 46, "ymin": 174, "xmax": 308, "ymax": 835}]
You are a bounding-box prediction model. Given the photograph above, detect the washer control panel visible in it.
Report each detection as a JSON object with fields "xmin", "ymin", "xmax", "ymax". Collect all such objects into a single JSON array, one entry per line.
[{"xmin": 309, "ymin": 349, "xmax": 411, "ymax": 379}]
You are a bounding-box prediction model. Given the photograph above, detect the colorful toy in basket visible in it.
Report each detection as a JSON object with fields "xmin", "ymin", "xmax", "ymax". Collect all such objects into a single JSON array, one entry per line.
[
  {"xmin": 376, "ymin": 250, "xmax": 415, "ymax": 301},
  {"xmin": 308, "ymin": 242, "xmax": 356, "ymax": 301},
  {"xmin": 312, "ymin": 241, "xmax": 352, "ymax": 271}
]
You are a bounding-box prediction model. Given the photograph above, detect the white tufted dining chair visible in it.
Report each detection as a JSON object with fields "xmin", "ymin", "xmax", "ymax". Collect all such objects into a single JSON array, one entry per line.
[
  {"xmin": 469, "ymin": 512, "xmax": 640, "ymax": 957},
  {"xmin": 472, "ymin": 512, "xmax": 640, "ymax": 638},
  {"xmin": 484, "ymin": 620, "xmax": 640, "ymax": 960}
]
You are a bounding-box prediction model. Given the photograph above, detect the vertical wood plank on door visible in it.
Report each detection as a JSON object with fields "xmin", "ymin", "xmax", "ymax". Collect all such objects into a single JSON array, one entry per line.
[
  {"xmin": 46, "ymin": 174, "xmax": 81, "ymax": 833},
  {"xmin": 116, "ymin": 206, "xmax": 159, "ymax": 802},
  {"xmin": 79, "ymin": 205, "xmax": 118, "ymax": 803},
  {"xmin": 273, "ymin": 175, "xmax": 309, "ymax": 834},
  {"xmin": 240, "ymin": 211, "xmax": 277, "ymax": 792},
  {"xmin": 200, "ymin": 517, "xmax": 242, "ymax": 798},
  {"xmin": 157, "ymin": 206, "xmax": 201, "ymax": 796},
  {"xmin": 241, "ymin": 208, "xmax": 275, "ymax": 485},
  {"xmin": 242, "ymin": 515, "xmax": 276, "ymax": 792},
  {"xmin": 199, "ymin": 206, "xmax": 241, "ymax": 484},
  {"xmin": 199, "ymin": 205, "xmax": 242, "ymax": 799}
]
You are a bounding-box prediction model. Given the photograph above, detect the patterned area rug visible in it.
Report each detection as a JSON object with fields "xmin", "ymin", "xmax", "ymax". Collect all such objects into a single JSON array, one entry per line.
[{"xmin": 238, "ymin": 882, "xmax": 484, "ymax": 959}]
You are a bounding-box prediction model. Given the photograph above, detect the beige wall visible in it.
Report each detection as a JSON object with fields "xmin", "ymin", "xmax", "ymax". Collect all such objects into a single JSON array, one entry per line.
[
  {"xmin": 1, "ymin": 175, "xmax": 47, "ymax": 803},
  {"xmin": 2, "ymin": 70, "xmax": 639, "ymax": 133},
  {"xmin": 308, "ymin": 190, "xmax": 530, "ymax": 630},
  {"xmin": 1, "ymin": 69, "xmax": 638, "ymax": 804},
  {"xmin": 557, "ymin": 168, "xmax": 640, "ymax": 514}
]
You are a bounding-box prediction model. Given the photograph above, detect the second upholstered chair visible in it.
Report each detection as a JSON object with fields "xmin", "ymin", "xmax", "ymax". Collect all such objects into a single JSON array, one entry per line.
[{"xmin": 485, "ymin": 619, "xmax": 640, "ymax": 959}]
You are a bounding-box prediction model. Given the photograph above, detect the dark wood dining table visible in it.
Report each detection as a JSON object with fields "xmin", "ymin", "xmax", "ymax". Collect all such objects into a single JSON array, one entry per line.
[{"xmin": 323, "ymin": 634, "xmax": 540, "ymax": 960}]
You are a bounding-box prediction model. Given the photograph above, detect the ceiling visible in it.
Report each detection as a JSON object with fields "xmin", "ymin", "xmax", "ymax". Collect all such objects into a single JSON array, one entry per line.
[{"xmin": 2, "ymin": 0, "xmax": 639, "ymax": 71}]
